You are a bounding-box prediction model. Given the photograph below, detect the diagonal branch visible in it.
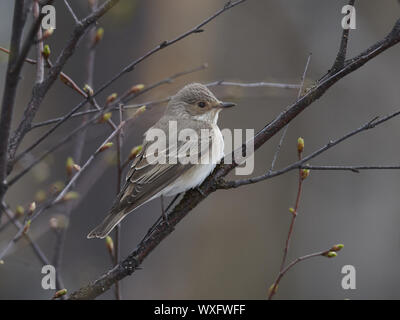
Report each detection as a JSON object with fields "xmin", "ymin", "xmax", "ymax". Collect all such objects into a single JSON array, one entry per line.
[
  {"xmin": 218, "ymin": 110, "xmax": 400, "ymax": 189},
  {"xmin": 68, "ymin": 17, "xmax": 400, "ymax": 299}
]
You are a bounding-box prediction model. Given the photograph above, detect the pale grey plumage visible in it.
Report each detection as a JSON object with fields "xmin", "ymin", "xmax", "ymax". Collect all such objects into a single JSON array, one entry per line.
[{"xmin": 87, "ymin": 83, "xmax": 235, "ymax": 239}]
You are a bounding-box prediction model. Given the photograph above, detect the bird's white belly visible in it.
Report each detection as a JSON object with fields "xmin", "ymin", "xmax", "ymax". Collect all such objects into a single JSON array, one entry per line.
[{"xmin": 162, "ymin": 125, "xmax": 224, "ymax": 196}]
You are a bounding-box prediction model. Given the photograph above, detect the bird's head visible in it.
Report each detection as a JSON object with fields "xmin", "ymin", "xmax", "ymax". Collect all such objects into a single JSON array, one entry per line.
[{"xmin": 167, "ymin": 83, "xmax": 235, "ymax": 123}]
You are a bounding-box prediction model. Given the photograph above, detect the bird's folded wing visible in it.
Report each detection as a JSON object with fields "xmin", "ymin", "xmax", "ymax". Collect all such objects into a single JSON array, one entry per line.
[{"xmin": 114, "ymin": 129, "xmax": 214, "ymax": 213}]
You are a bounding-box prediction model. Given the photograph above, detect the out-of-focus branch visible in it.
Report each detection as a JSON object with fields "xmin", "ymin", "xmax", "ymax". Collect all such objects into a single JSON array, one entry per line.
[
  {"xmin": 68, "ymin": 17, "xmax": 400, "ymax": 300},
  {"xmin": 0, "ymin": 122, "xmax": 126, "ymax": 262},
  {"xmin": 0, "ymin": 1, "xmax": 28, "ymax": 201},
  {"xmin": 52, "ymin": 0, "xmax": 102, "ymax": 295},
  {"xmin": 8, "ymin": 0, "xmax": 247, "ymax": 170},
  {"xmin": 29, "ymin": 77, "xmax": 300, "ymax": 130},
  {"xmin": 269, "ymin": 53, "xmax": 312, "ymax": 173},
  {"xmin": 0, "ymin": 202, "xmax": 49, "ymax": 266},
  {"xmin": 7, "ymin": 0, "xmax": 120, "ymax": 175}
]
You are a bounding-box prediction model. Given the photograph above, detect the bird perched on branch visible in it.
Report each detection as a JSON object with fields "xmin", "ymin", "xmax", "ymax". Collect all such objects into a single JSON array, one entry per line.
[{"xmin": 87, "ymin": 83, "xmax": 235, "ymax": 239}]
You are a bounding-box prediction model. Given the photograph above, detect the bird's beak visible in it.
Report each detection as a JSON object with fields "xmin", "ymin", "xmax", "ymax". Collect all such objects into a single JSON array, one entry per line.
[{"xmin": 218, "ymin": 101, "xmax": 236, "ymax": 108}]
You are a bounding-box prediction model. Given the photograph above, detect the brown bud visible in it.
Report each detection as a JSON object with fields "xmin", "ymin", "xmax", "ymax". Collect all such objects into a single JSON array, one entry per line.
[
  {"xmin": 53, "ymin": 289, "xmax": 67, "ymax": 299},
  {"xmin": 129, "ymin": 84, "xmax": 145, "ymax": 95},
  {"xmin": 99, "ymin": 142, "xmax": 113, "ymax": 153},
  {"xmin": 97, "ymin": 112, "xmax": 112, "ymax": 124},
  {"xmin": 105, "ymin": 236, "xmax": 114, "ymax": 256},
  {"xmin": 106, "ymin": 93, "xmax": 117, "ymax": 105},
  {"xmin": 330, "ymin": 244, "xmax": 344, "ymax": 252},
  {"xmin": 28, "ymin": 202, "xmax": 36, "ymax": 214},
  {"xmin": 300, "ymin": 169, "xmax": 310, "ymax": 180},
  {"xmin": 93, "ymin": 27, "xmax": 104, "ymax": 47},
  {"xmin": 83, "ymin": 84, "xmax": 94, "ymax": 96},
  {"xmin": 23, "ymin": 220, "xmax": 31, "ymax": 234},
  {"xmin": 129, "ymin": 145, "xmax": 143, "ymax": 160}
]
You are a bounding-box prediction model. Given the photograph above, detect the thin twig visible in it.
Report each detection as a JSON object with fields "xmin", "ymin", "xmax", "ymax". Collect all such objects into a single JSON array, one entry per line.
[
  {"xmin": 301, "ymin": 164, "xmax": 400, "ymax": 172},
  {"xmin": 8, "ymin": 0, "xmax": 246, "ymax": 168},
  {"xmin": 206, "ymin": 80, "xmax": 301, "ymax": 89},
  {"xmin": 218, "ymin": 110, "xmax": 400, "ymax": 189},
  {"xmin": 7, "ymin": 103, "xmax": 145, "ymax": 188},
  {"xmin": 268, "ymin": 249, "xmax": 331, "ymax": 299},
  {"xmin": 63, "ymin": 0, "xmax": 81, "ymax": 25},
  {"xmin": 7, "ymin": 0, "xmax": 120, "ymax": 174},
  {"xmin": 269, "ymin": 53, "xmax": 312, "ymax": 173},
  {"xmin": 0, "ymin": 122, "xmax": 126, "ymax": 261}
]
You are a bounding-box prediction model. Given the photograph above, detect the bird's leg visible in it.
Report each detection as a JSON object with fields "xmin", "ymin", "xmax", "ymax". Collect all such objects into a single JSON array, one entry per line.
[
  {"xmin": 161, "ymin": 195, "xmax": 168, "ymax": 225},
  {"xmin": 165, "ymin": 193, "xmax": 181, "ymax": 212},
  {"xmin": 141, "ymin": 194, "xmax": 181, "ymax": 243},
  {"xmin": 196, "ymin": 186, "xmax": 206, "ymax": 197}
]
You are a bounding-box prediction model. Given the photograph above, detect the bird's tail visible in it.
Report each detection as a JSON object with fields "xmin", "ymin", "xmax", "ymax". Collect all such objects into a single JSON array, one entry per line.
[{"xmin": 87, "ymin": 209, "xmax": 126, "ymax": 239}]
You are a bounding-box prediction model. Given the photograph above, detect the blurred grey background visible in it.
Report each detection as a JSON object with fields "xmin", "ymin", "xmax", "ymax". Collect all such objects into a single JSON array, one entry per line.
[{"xmin": 0, "ymin": 0, "xmax": 400, "ymax": 299}]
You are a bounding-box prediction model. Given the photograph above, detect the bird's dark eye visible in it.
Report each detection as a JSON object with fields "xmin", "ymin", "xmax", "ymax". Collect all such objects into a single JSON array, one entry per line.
[{"xmin": 197, "ymin": 101, "xmax": 206, "ymax": 108}]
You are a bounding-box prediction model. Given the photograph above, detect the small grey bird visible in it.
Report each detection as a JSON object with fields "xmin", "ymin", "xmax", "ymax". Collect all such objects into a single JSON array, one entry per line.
[{"xmin": 87, "ymin": 83, "xmax": 235, "ymax": 239}]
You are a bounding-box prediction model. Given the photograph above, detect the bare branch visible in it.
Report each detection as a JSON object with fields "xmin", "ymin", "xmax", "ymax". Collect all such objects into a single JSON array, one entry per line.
[
  {"xmin": 8, "ymin": 0, "xmax": 246, "ymax": 169},
  {"xmin": 68, "ymin": 17, "xmax": 400, "ymax": 299},
  {"xmin": 218, "ymin": 110, "xmax": 400, "ymax": 189},
  {"xmin": 301, "ymin": 164, "xmax": 400, "ymax": 173},
  {"xmin": 0, "ymin": 1, "xmax": 29, "ymax": 201},
  {"xmin": 268, "ymin": 248, "xmax": 336, "ymax": 299},
  {"xmin": 7, "ymin": 0, "xmax": 120, "ymax": 174},
  {"xmin": 63, "ymin": 0, "xmax": 80, "ymax": 25},
  {"xmin": 206, "ymin": 80, "xmax": 301, "ymax": 90}
]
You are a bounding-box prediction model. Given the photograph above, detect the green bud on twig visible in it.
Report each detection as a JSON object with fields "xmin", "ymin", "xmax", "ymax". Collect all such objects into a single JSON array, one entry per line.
[
  {"xmin": 330, "ymin": 244, "xmax": 344, "ymax": 252},
  {"xmin": 99, "ymin": 142, "xmax": 113, "ymax": 153},
  {"xmin": 129, "ymin": 145, "xmax": 143, "ymax": 160},
  {"xmin": 105, "ymin": 236, "xmax": 114, "ymax": 256},
  {"xmin": 297, "ymin": 137, "xmax": 304, "ymax": 154},
  {"xmin": 42, "ymin": 45, "xmax": 51, "ymax": 59},
  {"xmin": 83, "ymin": 84, "xmax": 94, "ymax": 96},
  {"xmin": 53, "ymin": 289, "xmax": 67, "ymax": 299},
  {"xmin": 324, "ymin": 251, "xmax": 337, "ymax": 258}
]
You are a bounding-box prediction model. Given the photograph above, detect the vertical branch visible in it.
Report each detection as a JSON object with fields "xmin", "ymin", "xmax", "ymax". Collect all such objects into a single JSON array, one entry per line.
[
  {"xmin": 52, "ymin": 0, "xmax": 100, "ymax": 293},
  {"xmin": 113, "ymin": 105, "xmax": 124, "ymax": 300},
  {"xmin": 269, "ymin": 53, "xmax": 311, "ymax": 172},
  {"xmin": 33, "ymin": 0, "xmax": 44, "ymax": 84},
  {"xmin": 269, "ymin": 137, "xmax": 309, "ymax": 300},
  {"xmin": 0, "ymin": 1, "xmax": 28, "ymax": 200},
  {"xmin": 279, "ymin": 146, "xmax": 304, "ymax": 271}
]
